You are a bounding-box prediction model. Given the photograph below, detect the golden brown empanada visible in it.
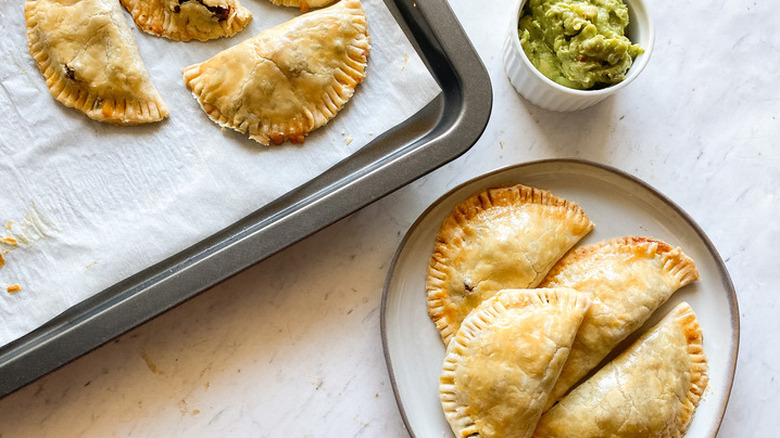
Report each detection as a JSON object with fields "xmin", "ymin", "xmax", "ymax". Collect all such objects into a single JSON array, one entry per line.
[
  {"xmin": 440, "ymin": 288, "xmax": 591, "ymax": 438},
  {"xmin": 533, "ymin": 302, "xmax": 708, "ymax": 438},
  {"xmin": 426, "ymin": 184, "xmax": 594, "ymax": 344},
  {"xmin": 121, "ymin": 0, "xmax": 251, "ymax": 41},
  {"xmin": 182, "ymin": 0, "xmax": 370, "ymax": 145},
  {"xmin": 267, "ymin": 0, "xmax": 336, "ymax": 13},
  {"xmin": 540, "ymin": 237, "xmax": 700, "ymax": 410},
  {"xmin": 25, "ymin": 0, "xmax": 168, "ymax": 124}
]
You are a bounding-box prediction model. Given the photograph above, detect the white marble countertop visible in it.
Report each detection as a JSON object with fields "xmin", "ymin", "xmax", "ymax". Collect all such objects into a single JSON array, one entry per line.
[{"xmin": 1, "ymin": 0, "xmax": 777, "ymax": 436}]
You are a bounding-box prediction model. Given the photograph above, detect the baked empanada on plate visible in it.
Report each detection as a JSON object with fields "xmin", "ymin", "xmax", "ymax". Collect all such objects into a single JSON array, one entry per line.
[
  {"xmin": 25, "ymin": 0, "xmax": 168, "ymax": 124},
  {"xmin": 182, "ymin": 0, "xmax": 370, "ymax": 145},
  {"xmin": 440, "ymin": 288, "xmax": 591, "ymax": 438},
  {"xmin": 540, "ymin": 237, "xmax": 700, "ymax": 410},
  {"xmin": 267, "ymin": 0, "xmax": 336, "ymax": 12},
  {"xmin": 120, "ymin": 0, "xmax": 251, "ymax": 41},
  {"xmin": 533, "ymin": 302, "xmax": 708, "ymax": 438},
  {"xmin": 426, "ymin": 184, "xmax": 594, "ymax": 344}
]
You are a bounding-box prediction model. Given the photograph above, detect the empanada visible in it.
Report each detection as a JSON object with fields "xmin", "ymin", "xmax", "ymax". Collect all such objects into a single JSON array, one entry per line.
[
  {"xmin": 540, "ymin": 237, "xmax": 700, "ymax": 410},
  {"xmin": 533, "ymin": 302, "xmax": 708, "ymax": 438},
  {"xmin": 121, "ymin": 0, "xmax": 251, "ymax": 41},
  {"xmin": 440, "ymin": 288, "xmax": 591, "ymax": 438},
  {"xmin": 25, "ymin": 0, "xmax": 168, "ymax": 124},
  {"xmin": 182, "ymin": 0, "xmax": 370, "ymax": 145},
  {"xmin": 426, "ymin": 184, "xmax": 594, "ymax": 344},
  {"xmin": 267, "ymin": 0, "xmax": 336, "ymax": 13}
]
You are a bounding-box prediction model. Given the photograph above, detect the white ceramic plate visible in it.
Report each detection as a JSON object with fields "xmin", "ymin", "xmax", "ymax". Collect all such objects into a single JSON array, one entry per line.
[{"xmin": 381, "ymin": 159, "xmax": 738, "ymax": 438}]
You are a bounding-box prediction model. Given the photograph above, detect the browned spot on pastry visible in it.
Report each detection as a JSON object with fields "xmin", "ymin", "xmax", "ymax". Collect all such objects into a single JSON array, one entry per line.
[
  {"xmin": 0, "ymin": 253, "xmax": 5, "ymax": 268},
  {"xmin": 6, "ymin": 284, "xmax": 21, "ymax": 293},
  {"xmin": 269, "ymin": 132, "xmax": 285, "ymax": 145},
  {"xmin": 299, "ymin": 1, "xmax": 309, "ymax": 12},
  {"xmin": 2, "ymin": 238, "xmax": 18, "ymax": 246},
  {"xmin": 63, "ymin": 64, "xmax": 76, "ymax": 81},
  {"xmin": 101, "ymin": 102, "xmax": 114, "ymax": 118}
]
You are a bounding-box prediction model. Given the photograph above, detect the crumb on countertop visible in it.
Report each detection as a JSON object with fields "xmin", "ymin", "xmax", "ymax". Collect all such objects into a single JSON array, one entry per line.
[
  {"xmin": 345, "ymin": 135, "xmax": 353, "ymax": 145},
  {"xmin": 7, "ymin": 284, "xmax": 20, "ymax": 293}
]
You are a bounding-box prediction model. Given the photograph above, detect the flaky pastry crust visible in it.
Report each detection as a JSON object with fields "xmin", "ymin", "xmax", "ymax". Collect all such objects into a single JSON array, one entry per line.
[
  {"xmin": 426, "ymin": 184, "xmax": 594, "ymax": 344},
  {"xmin": 440, "ymin": 288, "xmax": 590, "ymax": 438},
  {"xmin": 539, "ymin": 236, "xmax": 700, "ymax": 410},
  {"xmin": 25, "ymin": 0, "xmax": 168, "ymax": 124},
  {"xmin": 533, "ymin": 302, "xmax": 708, "ymax": 438},
  {"xmin": 120, "ymin": 0, "xmax": 251, "ymax": 41},
  {"xmin": 182, "ymin": 0, "xmax": 370, "ymax": 145}
]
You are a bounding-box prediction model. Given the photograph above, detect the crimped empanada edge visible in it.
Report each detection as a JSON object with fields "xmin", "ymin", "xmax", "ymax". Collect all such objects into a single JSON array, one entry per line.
[
  {"xmin": 671, "ymin": 302, "xmax": 709, "ymax": 436},
  {"xmin": 182, "ymin": 0, "xmax": 369, "ymax": 145},
  {"xmin": 439, "ymin": 288, "xmax": 590, "ymax": 438},
  {"xmin": 25, "ymin": 0, "xmax": 169, "ymax": 124},
  {"xmin": 120, "ymin": 0, "xmax": 252, "ymax": 42},
  {"xmin": 426, "ymin": 184, "xmax": 594, "ymax": 345},
  {"xmin": 540, "ymin": 236, "xmax": 700, "ymax": 289},
  {"xmin": 539, "ymin": 236, "xmax": 702, "ymax": 411},
  {"xmin": 533, "ymin": 302, "xmax": 709, "ymax": 438}
]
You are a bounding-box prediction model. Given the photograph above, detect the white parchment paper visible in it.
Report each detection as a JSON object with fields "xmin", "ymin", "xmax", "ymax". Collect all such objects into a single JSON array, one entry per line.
[{"xmin": 0, "ymin": 0, "xmax": 441, "ymax": 346}]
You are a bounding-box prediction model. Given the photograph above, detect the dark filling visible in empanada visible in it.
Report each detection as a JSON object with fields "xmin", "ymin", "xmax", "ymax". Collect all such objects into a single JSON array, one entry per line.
[{"xmin": 175, "ymin": 0, "xmax": 230, "ymax": 21}]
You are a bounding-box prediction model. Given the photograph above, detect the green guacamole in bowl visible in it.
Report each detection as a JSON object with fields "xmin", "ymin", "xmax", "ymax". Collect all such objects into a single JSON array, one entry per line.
[{"xmin": 518, "ymin": 0, "xmax": 643, "ymax": 90}]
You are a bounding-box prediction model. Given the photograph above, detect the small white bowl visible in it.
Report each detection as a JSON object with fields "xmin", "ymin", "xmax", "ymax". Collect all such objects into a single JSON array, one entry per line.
[{"xmin": 503, "ymin": 0, "xmax": 654, "ymax": 112}]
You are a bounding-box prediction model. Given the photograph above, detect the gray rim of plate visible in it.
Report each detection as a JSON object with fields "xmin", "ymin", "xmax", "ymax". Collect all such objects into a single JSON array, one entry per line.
[{"xmin": 380, "ymin": 158, "xmax": 740, "ymax": 438}]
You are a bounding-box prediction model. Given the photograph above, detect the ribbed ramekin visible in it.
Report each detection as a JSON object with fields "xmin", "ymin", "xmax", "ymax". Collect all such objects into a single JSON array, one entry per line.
[{"xmin": 503, "ymin": 0, "xmax": 654, "ymax": 112}]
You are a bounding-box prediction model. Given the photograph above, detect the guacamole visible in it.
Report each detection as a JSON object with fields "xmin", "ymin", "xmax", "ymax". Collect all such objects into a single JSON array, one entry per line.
[{"xmin": 518, "ymin": 0, "xmax": 643, "ymax": 90}]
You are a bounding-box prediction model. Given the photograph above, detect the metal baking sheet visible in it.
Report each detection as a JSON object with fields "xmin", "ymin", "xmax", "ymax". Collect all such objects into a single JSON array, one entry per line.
[{"xmin": 0, "ymin": 0, "xmax": 492, "ymax": 397}]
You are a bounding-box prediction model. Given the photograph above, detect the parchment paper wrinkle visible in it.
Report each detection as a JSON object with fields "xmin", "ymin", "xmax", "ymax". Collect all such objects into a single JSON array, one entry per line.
[{"xmin": 0, "ymin": 0, "xmax": 440, "ymax": 346}]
